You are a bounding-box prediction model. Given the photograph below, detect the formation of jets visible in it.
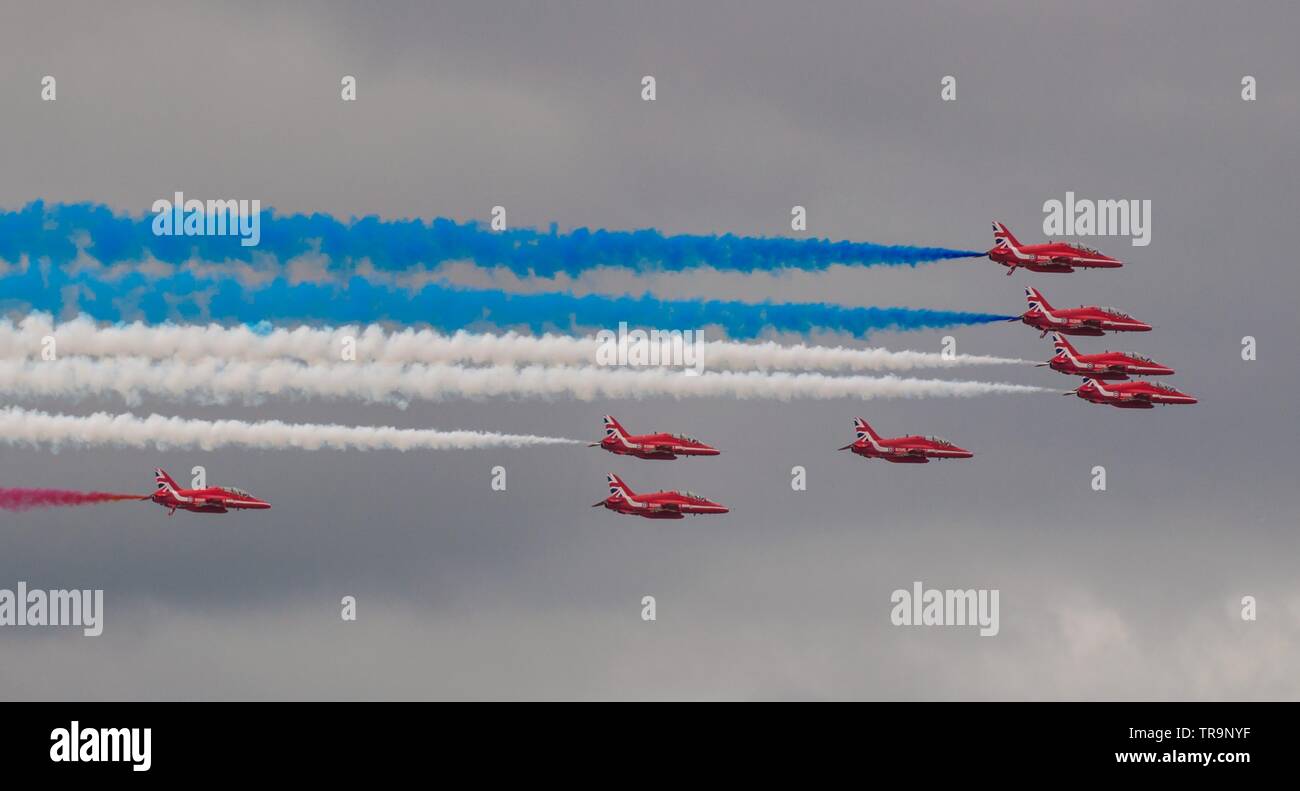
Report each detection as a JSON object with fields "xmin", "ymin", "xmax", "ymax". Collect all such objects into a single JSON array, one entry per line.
[
  {"xmin": 985, "ymin": 223, "xmax": 1194, "ymax": 408},
  {"xmin": 127, "ymin": 220, "xmax": 1195, "ymax": 522},
  {"xmin": 590, "ymin": 412, "xmax": 981, "ymax": 520},
  {"xmin": 579, "ymin": 227, "xmax": 1203, "ymax": 518},
  {"xmin": 147, "ymin": 468, "xmax": 271, "ymax": 516},
  {"xmin": 1020, "ymin": 291, "xmax": 1195, "ymax": 406},
  {"xmin": 591, "ymin": 415, "xmax": 728, "ymax": 519}
]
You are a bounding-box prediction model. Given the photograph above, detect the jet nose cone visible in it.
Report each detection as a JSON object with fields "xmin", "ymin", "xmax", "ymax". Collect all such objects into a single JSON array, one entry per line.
[{"xmin": 702, "ymin": 447, "xmax": 721, "ymax": 455}]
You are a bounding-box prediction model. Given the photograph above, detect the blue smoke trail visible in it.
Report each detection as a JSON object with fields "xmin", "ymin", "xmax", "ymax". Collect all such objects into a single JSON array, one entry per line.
[
  {"xmin": 0, "ymin": 201, "xmax": 984, "ymax": 278},
  {"xmin": 0, "ymin": 264, "xmax": 1012, "ymax": 339}
]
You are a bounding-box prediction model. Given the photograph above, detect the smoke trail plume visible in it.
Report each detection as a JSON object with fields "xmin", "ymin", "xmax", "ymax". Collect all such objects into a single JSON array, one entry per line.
[
  {"xmin": 0, "ymin": 315, "xmax": 1031, "ymax": 372},
  {"xmin": 0, "ymin": 268, "xmax": 1015, "ymax": 339},
  {"xmin": 0, "ymin": 406, "xmax": 582, "ymax": 452},
  {"xmin": 0, "ymin": 357, "xmax": 1047, "ymax": 405},
  {"xmin": 0, "ymin": 489, "xmax": 145, "ymax": 512},
  {"xmin": 0, "ymin": 201, "xmax": 983, "ymax": 278}
]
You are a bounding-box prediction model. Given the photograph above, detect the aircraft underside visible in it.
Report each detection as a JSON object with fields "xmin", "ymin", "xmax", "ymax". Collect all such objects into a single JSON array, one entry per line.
[
  {"xmin": 853, "ymin": 448, "xmax": 930, "ymax": 463},
  {"xmin": 1090, "ymin": 399, "xmax": 1154, "ymax": 408},
  {"xmin": 1109, "ymin": 400, "xmax": 1155, "ymax": 409}
]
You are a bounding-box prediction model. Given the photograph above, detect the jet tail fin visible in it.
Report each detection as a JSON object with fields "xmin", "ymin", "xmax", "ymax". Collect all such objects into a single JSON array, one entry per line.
[
  {"xmin": 1051, "ymin": 332, "xmax": 1077, "ymax": 357},
  {"xmin": 154, "ymin": 468, "xmax": 180, "ymax": 492},
  {"xmin": 1025, "ymin": 286, "xmax": 1052, "ymax": 312},
  {"xmin": 992, "ymin": 221, "xmax": 1022, "ymax": 248},
  {"xmin": 605, "ymin": 472, "xmax": 634, "ymax": 499},
  {"xmin": 853, "ymin": 417, "xmax": 882, "ymax": 442},
  {"xmin": 603, "ymin": 414, "xmax": 633, "ymax": 441}
]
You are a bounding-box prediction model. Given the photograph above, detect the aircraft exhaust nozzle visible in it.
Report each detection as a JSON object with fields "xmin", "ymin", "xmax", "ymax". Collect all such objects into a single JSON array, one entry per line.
[{"xmin": 591, "ymin": 501, "xmax": 606, "ymax": 508}]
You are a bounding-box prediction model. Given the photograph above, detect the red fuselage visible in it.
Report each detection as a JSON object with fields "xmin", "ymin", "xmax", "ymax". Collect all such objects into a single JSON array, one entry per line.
[
  {"xmin": 151, "ymin": 487, "xmax": 271, "ymax": 514},
  {"xmin": 1073, "ymin": 378, "xmax": 1197, "ymax": 408},
  {"xmin": 841, "ymin": 419, "xmax": 973, "ymax": 463},
  {"xmin": 1023, "ymin": 306, "xmax": 1151, "ymax": 336},
  {"xmin": 596, "ymin": 431, "xmax": 719, "ymax": 460},
  {"xmin": 151, "ymin": 473, "xmax": 271, "ymax": 515},
  {"xmin": 1022, "ymin": 287, "xmax": 1151, "ymax": 336},
  {"xmin": 594, "ymin": 416, "xmax": 719, "ymax": 460},
  {"xmin": 988, "ymin": 222, "xmax": 1123, "ymax": 275},
  {"xmin": 595, "ymin": 474, "xmax": 728, "ymax": 519},
  {"xmin": 1048, "ymin": 349, "xmax": 1174, "ymax": 379}
]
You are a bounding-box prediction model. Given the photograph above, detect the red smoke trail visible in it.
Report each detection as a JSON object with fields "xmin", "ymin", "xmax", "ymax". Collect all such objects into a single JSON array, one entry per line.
[{"xmin": 0, "ymin": 488, "xmax": 146, "ymax": 512}]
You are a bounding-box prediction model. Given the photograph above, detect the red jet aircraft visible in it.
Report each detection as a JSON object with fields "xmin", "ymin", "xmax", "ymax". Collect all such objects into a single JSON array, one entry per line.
[
  {"xmin": 590, "ymin": 415, "xmax": 720, "ymax": 460},
  {"xmin": 1042, "ymin": 333, "xmax": 1174, "ymax": 379},
  {"xmin": 1069, "ymin": 378, "xmax": 1197, "ymax": 408},
  {"xmin": 1019, "ymin": 287, "xmax": 1151, "ymax": 337},
  {"xmin": 148, "ymin": 468, "xmax": 271, "ymax": 516},
  {"xmin": 592, "ymin": 473, "xmax": 729, "ymax": 519},
  {"xmin": 838, "ymin": 418, "xmax": 974, "ymax": 463},
  {"xmin": 987, "ymin": 221, "xmax": 1124, "ymax": 275}
]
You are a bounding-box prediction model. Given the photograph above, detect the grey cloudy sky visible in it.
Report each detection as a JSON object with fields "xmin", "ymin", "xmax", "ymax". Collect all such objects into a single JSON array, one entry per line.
[{"xmin": 0, "ymin": 1, "xmax": 1297, "ymax": 699}]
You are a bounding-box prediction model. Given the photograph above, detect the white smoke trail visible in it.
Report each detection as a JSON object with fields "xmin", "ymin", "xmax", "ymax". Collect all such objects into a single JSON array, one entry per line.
[
  {"xmin": 0, "ymin": 356, "xmax": 1047, "ymax": 405},
  {"xmin": 0, "ymin": 314, "xmax": 1029, "ymax": 372},
  {"xmin": 0, "ymin": 406, "xmax": 581, "ymax": 452}
]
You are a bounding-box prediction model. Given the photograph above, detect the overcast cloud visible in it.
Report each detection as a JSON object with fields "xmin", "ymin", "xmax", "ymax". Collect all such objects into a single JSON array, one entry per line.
[{"xmin": 0, "ymin": 0, "xmax": 1297, "ymax": 700}]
